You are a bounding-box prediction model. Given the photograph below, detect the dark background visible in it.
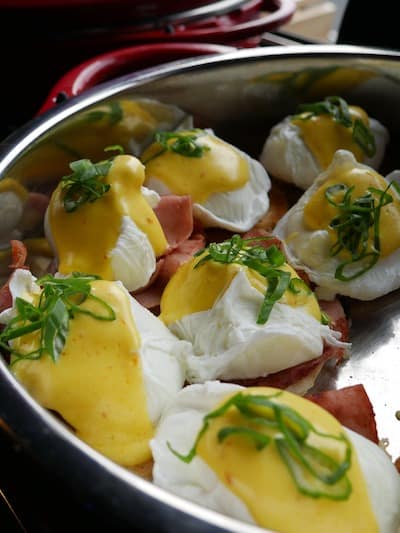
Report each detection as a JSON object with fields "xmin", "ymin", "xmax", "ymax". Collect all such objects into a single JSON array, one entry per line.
[{"xmin": 1, "ymin": 0, "xmax": 399, "ymax": 141}]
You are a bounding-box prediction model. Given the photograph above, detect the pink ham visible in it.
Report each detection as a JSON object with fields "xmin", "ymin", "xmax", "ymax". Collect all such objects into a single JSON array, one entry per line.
[
  {"xmin": 133, "ymin": 282, "xmax": 164, "ymax": 312},
  {"xmin": 25, "ymin": 192, "xmax": 50, "ymax": 216},
  {"xmin": 306, "ymin": 384, "xmax": 379, "ymax": 443},
  {"xmin": 0, "ymin": 240, "xmax": 29, "ymax": 313},
  {"xmin": 9, "ymin": 239, "xmax": 28, "ymax": 269},
  {"xmin": 319, "ymin": 298, "xmax": 350, "ymax": 342},
  {"xmin": 133, "ymin": 235, "xmax": 206, "ymax": 311},
  {"xmin": 156, "ymin": 234, "xmax": 205, "ymax": 286},
  {"xmin": 154, "ymin": 195, "xmax": 193, "ymax": 250},
  {"xmin": 0, "ymin": 285, "xmax": 12, "ymax": 314},
  {"xmin": 242, "ymin": 228, "xmax": 284, "ymax": 250}
]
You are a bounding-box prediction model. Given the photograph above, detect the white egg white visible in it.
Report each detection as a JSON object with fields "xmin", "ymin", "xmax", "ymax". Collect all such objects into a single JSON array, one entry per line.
[
  {"xmin": 151, "ymin": 381, "xmax": 400, "ymax": 533},
  {"xmin": 145, "ymin": 130, "xmax": 271, "ymax": 232},
  {"xmin": 167, "ymin": 269, "xmax": 347, "ymax": 384},
  {"xmin": 260, "ymin": 115, "xmax": 389, "ymax": 189},
  {"xmin": 44, "ymin": 185, "xmax": 162, "ymax": 293},
  {"xmin": 0, "ymin": 269, "xmax": 188, "ymax": 424},
  {"xmin": 274, "ymin": 150, "xmax": 400, "ymax": 300}
]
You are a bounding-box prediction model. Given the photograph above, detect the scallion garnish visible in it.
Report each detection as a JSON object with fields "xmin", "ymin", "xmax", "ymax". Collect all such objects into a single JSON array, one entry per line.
[
  {"xmin": 142, "ymin": 129, "xmax": 210, "ymax": 164},
  {"xmin": 294, "ymin": 96, "xmax": 376, "ymax": 157},
  {"xmin": 85, "ymin": 101, "xmax": 123, "ymax": 126},
  {"xmin": 320, "ymin": 311, "xmax": 331, "ymax": 325},
  {"xmin": 325, "ymin": 180, "xmax": 399, "ymax": 281},
  {"xmin": 194, "ymin": 234, "xmax": 309, "ymax": 324},
  {"xmin": 60, "ymin": 145, "xmax": 124, "ymax": 213},
  {"xmin": 0, "ymin": 273, "xmax": 116, "ymax": 365},
  {"xmin": 168, "ymin": 391, "xmax": 352, "ymax": 500}
]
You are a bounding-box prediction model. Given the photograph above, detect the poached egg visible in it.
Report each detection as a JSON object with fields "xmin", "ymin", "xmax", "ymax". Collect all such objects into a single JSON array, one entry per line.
[
  {"xmin": 45, "ymin": 153, "xmax": 168, "ymax": 292},
  {"xmin": 151, "ymin": 381, "xmax": 400, "ymax": 533},
  {"xmin": 273, "ymin": 150, "xmax": 400, "ymax": 300},
  {"xmin": 0, "ymin": 268, "xmax": 188, "ymax": 467},
  {"xmin": 142, "ymin": 129, "xmax": 271, "ymax": 232},
  {"xmin": 260, "ymin": 97, "xmax": 389, "ymax": 190},
  {"xmin": 159, "ymin": 235, "xmax": 347, "ymax": 388}
]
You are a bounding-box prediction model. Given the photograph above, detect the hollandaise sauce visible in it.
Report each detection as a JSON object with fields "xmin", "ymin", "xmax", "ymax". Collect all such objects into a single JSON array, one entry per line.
[
  {"xmin": 12, "ymin": 279, "xmax": 154, "ymax": 466},
  {"xmin": 142, "ymin": 130, "xmax": 249, "ymax": 203},
  {"xmin": 160, "ymin": 235, "xmax": 321, "ymax": 326},
  {"xmin": 48, "ymin": 154, "xmax": 167, "ymax": 279},
  {"xmin": 304, "ymin": 157, "xmax": 400, "ymax": 279},
  {"xmin": 173, "ymin": 388, "xmax": 378, "ymax": 533},
  {"xmin": 292, "ymin": 100, "xmax": 370, "ymax": 169}
]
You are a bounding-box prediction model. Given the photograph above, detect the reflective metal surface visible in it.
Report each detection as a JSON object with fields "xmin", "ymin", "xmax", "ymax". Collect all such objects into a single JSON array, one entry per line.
[{"xmin": 0, "ymin": 45, "xmax": 400, "ymax": 531}]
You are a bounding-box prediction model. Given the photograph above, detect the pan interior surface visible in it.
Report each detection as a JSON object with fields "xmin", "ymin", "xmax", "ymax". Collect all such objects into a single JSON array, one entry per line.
[{"xmin": 1, "ymin": 46, "xmax": 400, "ymax": 532}]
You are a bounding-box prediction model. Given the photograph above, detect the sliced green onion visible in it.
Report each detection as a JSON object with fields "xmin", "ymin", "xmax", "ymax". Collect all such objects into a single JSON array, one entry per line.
[
  {"xmin": 325, "ymin": 181, "xmax": 396, "ymax": 281},
  {"xmin": 0, "ymin": 273, "xmax": 116, "ymax": 365},
  {"xmin": 168, "ymin": 391, "xmax": 352, "ymax": 501},
  {"xmin": 294, "ymin": 96, "xmax": 376, "ymax": 157},
  {"xmin": 193, "ymin": 235, "xmax": 296, "ymax": 324}
]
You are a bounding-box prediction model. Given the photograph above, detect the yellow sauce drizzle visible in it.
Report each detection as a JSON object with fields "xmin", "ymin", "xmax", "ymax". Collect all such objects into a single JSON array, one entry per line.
[
  {"xmin": 143, "ymin": 131, "xmax": 249, "ymax": 203},
  {"xmin": 198, "ymin": 387, "xmax": 378, "ymax": 533},
  {"xmin": 13, "ymin": 280, "xmax": 154, "ymax": 466},
  {"xmin": 48, "ymin": 154, "xmax": 168, "ymax": 279},
  {"xmin": 293, "ymin": 106, "xmax": 368, "ymax": 168},
  {"xmin": 304, "ymin": 162, "xmax": 400, "ymax": 258},
  {"xmin": 160, "ymin": 255, "xmax": 321, "ymax": 326}
]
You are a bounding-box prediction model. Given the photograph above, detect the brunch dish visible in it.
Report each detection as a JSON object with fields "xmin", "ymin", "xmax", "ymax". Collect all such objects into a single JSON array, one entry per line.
[{"xmin": 0, "ymin": 46, "xmax": 400, "ymax": 532}]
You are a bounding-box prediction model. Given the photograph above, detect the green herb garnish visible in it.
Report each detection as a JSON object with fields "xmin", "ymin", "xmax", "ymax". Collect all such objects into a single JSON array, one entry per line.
[
  {"xmin": 194, "ymin": 234, "xmax": 309, "ymax": 324},
  {"xmin": 142, "ymin": 129, "xmax": 210, "ymax": 164},
  {"xmin": 320, "ymin": 311, "xmax": 331, "ymax": 325},
  {"xmin": 0, "ymin": 273, "xmax": 116, "ymax": 365},
  {"xmin": 294, "ymin": 96, "xmax": 376, "ymax": 157},
  {"xmin": 168, "ymin": 391, "xmax": 352, "ymax": 500},
  {"xmin": 60, "ymin": 146, "xmax": 123, "ymax": 213},
  {"xmin": 325, "ymin": 180, "xmax": 399, "ymax": 281},
  {"xmin": 85, "ymin": 101, "xmax": 123, "ymax": 126}
]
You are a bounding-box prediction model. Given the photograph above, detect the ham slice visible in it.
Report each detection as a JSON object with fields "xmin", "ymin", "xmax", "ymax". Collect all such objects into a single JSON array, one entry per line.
[
  {"xmin": 0, "ymin": 284, "xmax": 12, "ymax": 314},
  {"xmin": 134, "ymin": 235, "xmax": 206, "ymax": 311},
  {"xmin": 319, "ymin": 298, "xmax": 350, "ymax": 345},
  {"xmin": 9, "ymin": 239, "xmax": 28, "ymax": 269},
  {"xmin": 156, "ymin": 234, "xmax": 205, "ymax": 286},
  {"xmin": 133, "ymin": 283, "xmax": 164, "ymax": 312},
  {"xmin": 306, "ymin": 384, "xmax": 379, "ymax": 443},
  {"xmin": 242, "ymin": 228, "xmax": 284, "ymax": 250},
  {"xmin": 0, "ymin": 240, "xmax": 29, "ymax": 313},
  {"xmin": 25, "ymin": 192, "xmax": 50, "ymax": 216},
  {"xmin": 154, "ymin": 195, "xmax": 193, "ymax": 250}
]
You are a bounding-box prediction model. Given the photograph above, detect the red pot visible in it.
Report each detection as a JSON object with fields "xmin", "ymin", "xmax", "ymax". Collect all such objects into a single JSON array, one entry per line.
[{"xmin": 38, "ymin": 42, "xmax": 237, "ymax": 114}]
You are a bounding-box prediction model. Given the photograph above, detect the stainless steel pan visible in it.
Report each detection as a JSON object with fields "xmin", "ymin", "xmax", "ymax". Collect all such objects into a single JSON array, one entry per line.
[{"xmin": 1, "ymin": 44, "xmax": 400, "ymax": 532}]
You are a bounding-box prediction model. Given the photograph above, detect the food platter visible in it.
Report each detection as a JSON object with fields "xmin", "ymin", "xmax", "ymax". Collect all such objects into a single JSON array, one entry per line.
[{"xmin": 0, "ymin": 45, "xmax": 400, "ymax": 531}]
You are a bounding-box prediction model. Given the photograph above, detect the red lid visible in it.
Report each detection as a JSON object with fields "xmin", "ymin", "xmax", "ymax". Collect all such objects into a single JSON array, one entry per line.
[{"xmin": 38, "ymin": 42, "xmax": 237, "ymax": 114}]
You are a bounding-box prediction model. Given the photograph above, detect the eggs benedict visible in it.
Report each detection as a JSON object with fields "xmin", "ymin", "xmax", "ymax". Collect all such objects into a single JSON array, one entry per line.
[
  {"xmin": 45, "ymin": 151, "xmax": 168, "ymax": 292},
  {"xmin": 159, "ymin": 234, "xmax": 347, "ymax": 389},
  {"xmin": 273, "ymin": 150, "xmax": 400, "ymax": 300},
  {"xmin": 142, "ymin": 129, "xmax": 271, "ymax": 232},
  {"xmin": 151, "ymin": 381, "xmax": 400, "ymax": 533},
  {"xmin": 260, "ymin": 96, "xmax": 389, "ymax": 190},
  {"xmin": 0, "ymin": 269, "xmax": 187, "ymax": 466}
]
